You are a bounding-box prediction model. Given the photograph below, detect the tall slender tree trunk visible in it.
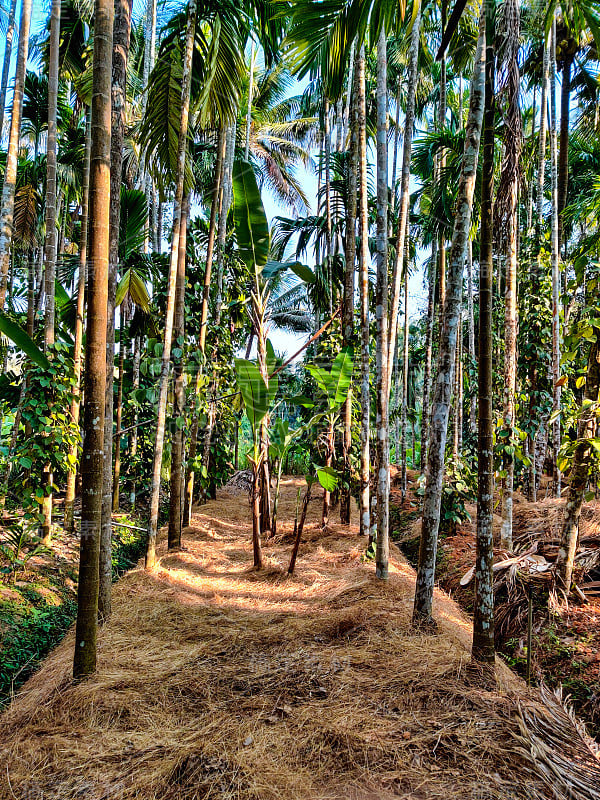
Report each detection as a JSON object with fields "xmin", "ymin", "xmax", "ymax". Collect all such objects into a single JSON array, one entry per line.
[
  {"xmin": 73, "ymin": 0, "xmax": 113, "ymax": 680},
  {"xmin": 390, "ymin": 83, "xmax": 402, "ymax": 210},
  {"xmin": 421, "ymin": 241, "xmax": 436, "ymax": 469},
  {"xmin": 401, "ymin": 261, "xmax": 409, "ymax": 500},
  {"xmin": 142, "ymin": 0, "xmax": 157, "ymax": 249},
  {"xmin": 557, "ymin": 52, "xmax": 572, "ymax": 256},
  {"xmin": 112, "ymin": 306, "xmax": 126, "ymax": 511},
  {"xmin": 340, "ymin": 63, "xmax": 358, "ymax": 526},
  {"xmin": 500, "ymin": 208, "xmax": 517, "ymax": 550},
  {"xmin": 535, "ymin": 37, "xmax": 549, "ymax": 238},
  {"xmin": 413, "ymin": 15, "xmax": 485, "ymax": 625},
  {"xmin": 0, "ymin": 0, "xmax": 17, "ymax": 139},
  {"xmin": 550, "ymin": 21, "xmax": 561, "ymax": 496},
  {"xmin": 466, "ymin": 239, "xmax": 476, "ymax": 435},
  {"xmin": 245, "ymin": 41, "xmax": 254, "ymax": 160},
  {"xmin": 387, "ymin": 4, "xmax": 422, "ymax": 381},
  {"xmin": 44, "ymin": 0, "xmax": 60, "ymax": 347},
  {"xmin": 99, "ymin": 0, "xmax": 133, "ymax": 622},
  {"xmin": 128, "ymin": 334, "xmax": 141, "ymax": 507},
  {"xmin": 357, "ymin": 45, "xmax": 370, "ymax": 539},
  {"xmin": 472, "ymin": 0, "xmax": 496, "ymax": 669},
  {"xmin": 324, "ymin": 98, "xmax": 333, "ymax": 312},
  {"xmin": 183, "ymin": 129, "xmax": 225, "ymax": 525},
  {"xmin": 0, "ymin": 0, "xmax": 32, "ymax": 310},
  {"xmin": 525, "ymin": 85, "xmax": 536, "ymax": 235},
  {"xmin": 214, "ymin": 122, "xmax": 236, "ymax": 324},
  {"xmin": 499, "ymin": 0, "xmax": 521, "ymax": 550},
  {"xmin": 168, "ymin": 195, "xmax": 188, "ymax": 549},
  {"xmin": 38, "ymin": 0, "xmax": 58, "ymax": 542},
  {"xmin": 400, "ymin": 266, "xmax": 410, "ymax": 502},
  {"xmin": 64, "ymin": 110, "xmax": 91, "ymax": 534},
  {"xmin": 375, "ymin": 25, "xmax": 390, "ymax": 580},
  {"xmin": 199, "ymin": 128, "xmax": 225, "ymax": 350},
  {"xmin": 146, "ymin": 0, "xmax": 197, "ymax": 570}
]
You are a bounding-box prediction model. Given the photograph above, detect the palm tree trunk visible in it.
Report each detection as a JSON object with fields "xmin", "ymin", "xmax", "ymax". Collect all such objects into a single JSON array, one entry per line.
[
  {"xmin": 401, "ymin": 261, "xmax": 409, "ymax": 501},
  {"xmin": 0, "ymin": 0, "xmax": 32, "ymax": 310},
  {"xmin": 0, "ymin": 0, "xmax": 17, "ymax": 139},
  {"xmin": 390, "ymin": 83, "xmax": 402, "ymax": 210},
  {"xmin": 466, "ymin": 239, "xmax": 476, "ymax": 435},
  {"xmin": 550, "ymin": 20, "xmax": 561, "ymax": 496},
  {"xmin": 99, "ymin": 0, "xmax": 133, "ymax": 622},
  {"xmin": 500, "ymin": 208, "xmax": 517, "ymax": 549},
  {"xmin": 420, "ymin": 241, "xmax": 437, "ymax": 470},
  {"xmin": 245, "ymin": 40, "xmax": 254, "ymax": 160},
  {"xmin": 357, "ymin": 45, "xmax": 370, "ymax": 539},
  {"xmin": 112, "ymin": 307, "xmax": 126, "ymax": 511},
  {"xmin": 44, "ymin": 0, "xmax": 60, "ymax": 346},
  {"xmin": 525, "ymin": 85, "xmax": 536, "ymax": 235},
  {"xmin": 499, "ymin": 0, "xmax": 521, "ymax": 550},
  {"xmin": 340, "ymin": 62, "xmax": 358, "ymax": 526},
  {"xmin": 387, "ymin": 3, "xmax": 422, "ymax": 381},
  {"xmin": 145, "ymin": 0, "xmax": 197, "ymax": 570},
  {"xmin": 535, "ymin": 37, "xmax": 549, "ymax": 238},
  {"xmin": 413, "ymin": 14, "xmax": 485, "ymax": 624},
  {"xmin": 324, "ymin": 98, "xmax": 333, "ymax": 312},
  {"xmin": 64, "ymin": 110, "xmax": 91, "ymax": 534},
  {"xmin": 198, "ymin": 127, "xmax": 225, "ymax": 350},
  {"xmin": 168, "ymin": 194, "xmax": 188, "ymax": 549},
  {"xmin": 472, "ymin": 0, "xmax": 496, "ymax": 668},
  {"xmin": 375, "ymin": 25, "xmax": 390, "ymax": 580},
  {"xmin": 215, "ymin": 122, "xmax": 237, "ymax": 325},
  {"xmin": 183, "ymin": 131, "xmax": 225, "ymax": 525},
  {"xmin": 142, "ymin": 0, "xmax": 157, "ymax": 249},
  {"xmin": 128, "ymin": 334, "xmax": 141, "ymax": 507},
  {"xmin": 73, "ymin": 0, "xmax": 114, "ymax": 680},
  {"xmin": 557, "ymin": 52, "xmax": 572, "ymax": 255},
  {"xmin": 40, "ymin": 0, "xmax": 62, "ymax": 545}
]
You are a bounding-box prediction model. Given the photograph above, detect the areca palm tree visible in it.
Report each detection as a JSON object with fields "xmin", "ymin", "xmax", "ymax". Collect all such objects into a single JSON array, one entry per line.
[
  {"xmin": 73, "ymin": 0, "xmax": 113, "ymax": 681},
  {"xmin": 0, "ymin": 0, "xmax": 33, "ymax": 312}
]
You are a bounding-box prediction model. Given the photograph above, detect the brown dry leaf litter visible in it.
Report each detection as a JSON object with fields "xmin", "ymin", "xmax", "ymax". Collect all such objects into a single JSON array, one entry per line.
[{"xmin": 0, "ymin": 478, "xmax": 598, "ymax": 800}]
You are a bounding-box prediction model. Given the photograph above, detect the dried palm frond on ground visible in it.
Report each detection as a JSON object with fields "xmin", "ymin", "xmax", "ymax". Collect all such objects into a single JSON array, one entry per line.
[
  {"xmin": 514, "ymin": 684, "xmax": 600, "ymax": 800},
  {"xmin": 224, "ymin": 469, "xmax": 254, "ymax": 497},
  {"xmin": 0, "ymin": 479, "xmax": 597, "ymax": 799}
]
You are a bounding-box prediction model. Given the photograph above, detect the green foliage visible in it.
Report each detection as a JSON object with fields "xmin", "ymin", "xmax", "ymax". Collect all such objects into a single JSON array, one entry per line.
[
  {"xmin": 417, "ymin": 459, "xmax": 476, "ymax": 534},
  {"xmin": 11, "ymin": 344, "xmax": 80, "ymax": 525},
  {"xmin": 234, "ymin": 358, "xmax": 277, "ymax": 435},
  {"xmin": 305, "ymin": 346, "xmax": 354, "ymax": 411},
  {"xmin": 0, "ymin": 596, "xmax": 77, "ymax": 703},
  {"xmin": 0, "ymin": 523, "xmax": 50, "ymax": 581},
  {"xmin": 233, "ymin": 158, "xmax": 271, "ymax": 273},
  {"xmin": 0, "ymin": 313, "xmax": 50, "ymax": 370}
]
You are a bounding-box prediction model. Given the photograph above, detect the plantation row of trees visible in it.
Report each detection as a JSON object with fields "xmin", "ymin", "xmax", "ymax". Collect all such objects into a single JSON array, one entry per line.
[{"xmin": 0, "ymin": 0, "xmax": 599, "ymax": 685}]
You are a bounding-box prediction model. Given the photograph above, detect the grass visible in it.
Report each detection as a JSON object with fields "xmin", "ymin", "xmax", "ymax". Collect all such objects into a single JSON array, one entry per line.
[{"xmin": 0, "ymin": 511, "xmax": 148, "ymax": 707}]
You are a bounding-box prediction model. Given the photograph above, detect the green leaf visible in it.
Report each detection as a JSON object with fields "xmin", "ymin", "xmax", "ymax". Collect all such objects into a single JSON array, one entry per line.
[
  {"xmin": 234, "ymin": 358, "xmax": 270, "ymax": 434},
  {"xmin": 115, "ymin": 267, "xmax": 151, "ymax": 312},
  {"xmin": 233, "ymin": 158, "xmax": 270, "ymax": 272},
  {"xmin": 328, "ymin": 346, "xmax": 354, "ymax": 407},
  {"xmin": 316, "ymin": 465, "xmax": 339, "ymax": 492},
  {"xmin": 0, "ymin": 313, "xmax": 50, "ymax": 369}
]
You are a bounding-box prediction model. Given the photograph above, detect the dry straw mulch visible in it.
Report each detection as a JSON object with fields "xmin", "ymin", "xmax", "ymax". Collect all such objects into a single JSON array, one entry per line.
[{"xmin": 1, "ymin": 478, "xmax": 598, "ymax": 800}]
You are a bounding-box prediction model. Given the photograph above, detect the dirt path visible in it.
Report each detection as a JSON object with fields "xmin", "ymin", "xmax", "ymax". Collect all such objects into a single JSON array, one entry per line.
[{"xmin": 0, "ymin": 478, "xmax": 597, "ymax": 799}]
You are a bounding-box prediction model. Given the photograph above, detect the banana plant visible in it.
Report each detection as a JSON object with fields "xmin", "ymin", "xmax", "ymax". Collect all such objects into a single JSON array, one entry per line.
[
  {"xmin": 234, "ymin": 346, "xmax": 278, "ymax": 569},
  {"xmin": 268, "ymin": 418, "xmax": 299, "ymax": 536},
  {"xmin": 302, "ymin": 346, "xmax": 354, "ymax": 526}
]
